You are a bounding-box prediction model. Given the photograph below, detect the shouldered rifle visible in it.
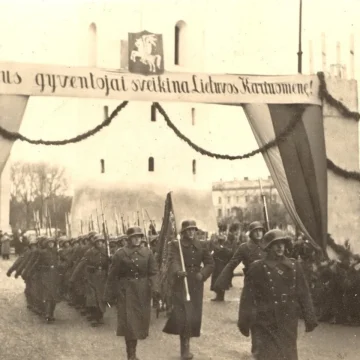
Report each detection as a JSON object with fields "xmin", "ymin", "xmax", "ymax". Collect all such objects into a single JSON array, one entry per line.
[
  {"xmin": 121, "ymin": 215, "xmax": 126, "ymax": 234},
  {"xmin": 259, "ymin": 178, "xmax": 270, "ymax": 231},
  {"xmin": 114, "ymin": 210, "xmax": 120, "ymax": 236},
  {"xmin": 100, "ymin": 200, "xmax": 111, "ymax": 258}
]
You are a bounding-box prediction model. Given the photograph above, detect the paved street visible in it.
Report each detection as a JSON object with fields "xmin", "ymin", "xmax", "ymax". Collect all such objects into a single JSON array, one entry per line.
[{"xmin": 0, "ymin": 258, "xmax": 359, "ymax": 360}]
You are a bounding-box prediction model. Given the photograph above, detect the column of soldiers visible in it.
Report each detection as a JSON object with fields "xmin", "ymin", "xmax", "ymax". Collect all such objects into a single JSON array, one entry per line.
[{"xmin": 8, "ymin": 216, "xmax": 360, "ymax": 359}]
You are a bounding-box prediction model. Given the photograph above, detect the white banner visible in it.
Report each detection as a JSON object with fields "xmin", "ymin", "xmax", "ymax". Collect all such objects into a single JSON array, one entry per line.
[{"xmin": 0, "ymin": 61, "xmax": 321, "ymax": 105}]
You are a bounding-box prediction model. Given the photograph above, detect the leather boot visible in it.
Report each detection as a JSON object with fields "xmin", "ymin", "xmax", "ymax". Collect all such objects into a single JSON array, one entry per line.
[
  {"xmin": 180, "ymin": 336, "xmax": 193, "ymax": 360},
  {"xmin": 211, "ymin": 290, "xmax": 225, "ymax": 302},
  {"xmin": 126, "ymin": 340, "xmax": 140, "ymax": 360}
]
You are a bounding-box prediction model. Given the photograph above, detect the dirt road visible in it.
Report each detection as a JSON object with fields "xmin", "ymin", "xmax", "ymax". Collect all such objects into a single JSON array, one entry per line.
[{"xmin": 0, "ymin": 257, "xmax": 359, "ymax": 360}]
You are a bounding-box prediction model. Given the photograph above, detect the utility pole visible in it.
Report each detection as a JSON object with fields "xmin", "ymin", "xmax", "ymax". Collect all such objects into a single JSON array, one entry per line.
[{"xmin": 297, "ymin": 0, "xmax": 303, "ymax": 73}]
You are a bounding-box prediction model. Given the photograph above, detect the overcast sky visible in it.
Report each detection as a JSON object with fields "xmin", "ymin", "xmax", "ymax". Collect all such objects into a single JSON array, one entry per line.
[{"xmin": 2, "ymin": 0, "xmax": 359, "ymax": 183}]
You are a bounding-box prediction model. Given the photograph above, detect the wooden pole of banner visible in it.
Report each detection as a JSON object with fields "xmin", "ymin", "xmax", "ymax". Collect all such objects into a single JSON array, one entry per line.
[{"xmin": 297, "ymin": 0, "xmax": 303, "ymax": 73}]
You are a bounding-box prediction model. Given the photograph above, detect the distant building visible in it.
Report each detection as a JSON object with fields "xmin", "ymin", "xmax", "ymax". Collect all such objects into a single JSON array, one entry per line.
[{"xmin": 212, "ymin": 176, "xmax": 280, "ymax": 219}]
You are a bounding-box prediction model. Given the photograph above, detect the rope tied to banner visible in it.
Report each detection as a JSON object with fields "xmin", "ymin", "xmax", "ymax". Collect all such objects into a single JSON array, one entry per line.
[{"xmin": 0, "ymin": 71, "xmax": 358, "ymax": 181}]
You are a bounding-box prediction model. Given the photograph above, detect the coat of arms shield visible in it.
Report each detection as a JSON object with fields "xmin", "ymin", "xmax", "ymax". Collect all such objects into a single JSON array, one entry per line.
[{"xmin": 128, "ymin": 30, "xmax": 164, "ymax": 75}]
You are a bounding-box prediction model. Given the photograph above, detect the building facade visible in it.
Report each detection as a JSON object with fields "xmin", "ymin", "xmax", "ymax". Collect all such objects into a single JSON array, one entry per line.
[{"xmin": 212, "ymin": 176, "xmax": 280, "ymax": 219}]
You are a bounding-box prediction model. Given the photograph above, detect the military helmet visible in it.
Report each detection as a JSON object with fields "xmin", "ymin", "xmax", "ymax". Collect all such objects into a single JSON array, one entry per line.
[
  {"xmin": 248, "ymin": 221, "xmax": 265, "ymax": 234},
  {"xmin": 93, "ymin": 234, "xmax": 105, "ymax": 243},
  {"xmin": 180, "ymin": 220, "xmax": 198, "ymax": 233},
  {"xmin": 126, "ymin": 226, "xmax": 144, "ymax": 238},
  {"xmin": 261, "ymin": 229, "xmax": 292, "ymax": 250}
]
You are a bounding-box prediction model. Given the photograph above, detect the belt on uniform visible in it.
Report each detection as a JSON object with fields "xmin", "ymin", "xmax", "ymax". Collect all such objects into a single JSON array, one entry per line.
[
  {"xmin": 87, "ymin": 266, "xmax": 107, "ymax": 271},
  {"xmin": 120, "ymin": 274, "xmax": 147, "ymax": 280},
  {"xmin": 185, "ymin": 266, "xmax": 200, "ymax": 272},
  {"xmin": 38, "ymin": 265, "xmax": 56, "ymax": 269}
]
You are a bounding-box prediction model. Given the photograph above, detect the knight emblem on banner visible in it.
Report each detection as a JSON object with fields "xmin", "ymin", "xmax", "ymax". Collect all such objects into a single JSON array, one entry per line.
[{"xmin": 128, "ymin": 30, "xmax": 164, "ymax": 75}]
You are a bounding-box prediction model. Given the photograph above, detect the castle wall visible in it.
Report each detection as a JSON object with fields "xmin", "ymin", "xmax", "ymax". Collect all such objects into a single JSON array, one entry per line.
[{"xmin": 323, "ymin": 78, "xmax": 360, "ymax": 252}]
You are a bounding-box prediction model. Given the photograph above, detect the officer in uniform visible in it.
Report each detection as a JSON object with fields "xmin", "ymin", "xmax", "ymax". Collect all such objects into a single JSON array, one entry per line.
[
  {"xmin": 238, "ymin": 229, "xmax": 318, "ymax": 360},
  {"xmin": 104, "ymin": 226, "xmax": 159, "ymax": 360},
  {"xmin": 214, "ymin": 221, "xmax": 266, "ymax": 291},
  {"xmin": 163, "ymin": 220, "xmax": 214, "ymax": 360}
]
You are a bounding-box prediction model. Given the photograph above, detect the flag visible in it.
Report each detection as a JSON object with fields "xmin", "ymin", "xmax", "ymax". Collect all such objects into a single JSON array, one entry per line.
[{"xmin": 243, "ymin": 104, "xmax": 327, "ymax": 251}]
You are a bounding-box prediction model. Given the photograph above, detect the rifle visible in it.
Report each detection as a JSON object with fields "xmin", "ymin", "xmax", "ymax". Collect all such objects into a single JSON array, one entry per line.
[
  {"xmin": 259, "ymin": 178, "xmax": 270, "ymax": 232},
  {"xmin": 121, "ymin": 215, "xmax": 126, "ymax": 234},
  {"xmin": 137, "ymin": 211, "xmax": 140, "ymax": 226},
  {"xmin": 66, "ymin": 212, "xmax": 72, "ymax": 238},
  {"xmin": 114, "ymin": 210, "xmax": 120, "ymax": 236},
  {"xmin": 145, "ymin": 209, "xmax": 157, "ymax": 232},
  {"xmin": 81, "ymin": 219, "xmax": 84, "ymax": 235},
  {"xmin": 100, "ymin": 200, "xmax": 111, "ymax": 258},
  {"xmin": 96, "ymin": 209, "xmax": 101, "ymax": 233},
  {"xmin": 33, "ymin": 210, "xmax": 39, "ymax": 236},
  {"xmin": 141, "ymin": 209, "xmax": 149, "ymax": 245}
]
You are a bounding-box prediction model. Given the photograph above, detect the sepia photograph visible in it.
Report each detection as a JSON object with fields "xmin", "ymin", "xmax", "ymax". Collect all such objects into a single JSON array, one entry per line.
[{"xmin": 0, "ymin": 0, "xmax": 359, "ymax": 359}]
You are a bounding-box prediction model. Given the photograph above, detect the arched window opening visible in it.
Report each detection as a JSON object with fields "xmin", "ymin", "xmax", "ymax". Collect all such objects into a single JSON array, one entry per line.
[
  {"xmin": 89, "ymin": 23, "xmax": 97, "ymax": 67},
  {"xmin": 218, "ymin": 197, "xmax": 222, "ymax": 205},
  {"xmin": 100, "ymin": 159, "xmax": 105, "ymax": 174},
  {"xmin": 174, "ymin": 20, "xmax": 186, "ymax": 66},
  {"xmin": 191, "ymin": 107, "xmax": 195, "ymax": 125},
  {"xmin": 151, "ymin": 104, "xmax": 156, "ymax": 122},
  {"xmin": 148, "ymin": 157, "xmax": 154, "ymax": 172},
  {"xmin": 192, "ymin": 159, "xmax": 196, "ymax": 175}
]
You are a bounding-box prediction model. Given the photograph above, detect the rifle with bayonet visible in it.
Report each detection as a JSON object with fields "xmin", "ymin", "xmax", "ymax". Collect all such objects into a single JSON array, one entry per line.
[{"xmin": 100, "ymin": 200, "xmax": 111, "ymax": 258}]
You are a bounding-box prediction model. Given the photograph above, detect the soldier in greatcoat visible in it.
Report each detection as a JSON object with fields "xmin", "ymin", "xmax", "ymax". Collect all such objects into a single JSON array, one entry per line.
[
  {"xmin": 214, "ymin": 221, "xmax": 266, "ymax": 291},
  {"xmin": 35, "ymin": 237, "xmax": 61, "ymax": 322},
  {"xmin": 71, "ymin": 234, "xmax": 110, "ymax": 327},
  {"xmin": 1, "ymin": 233, "xmax": 11, "ymax": 260},
  {"xmin": 163, "ymin": 220, "xmax": 214, "ymax": 360},
  {"xmin": 238, "ymin": 229, "xmax": 318, "ymax": 360},
  {"xmin": 104, "ymin": 226, "xmax": 159, "ymax": 360},
  {"xmin": 210, "ymin": 233, "xmax": 233, "ymax": 301}
]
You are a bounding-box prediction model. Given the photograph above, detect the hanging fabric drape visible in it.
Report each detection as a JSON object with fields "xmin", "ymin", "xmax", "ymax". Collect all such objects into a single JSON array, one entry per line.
[{"xmin": 243, "ymin": 103, "xmax": 327, "ymax": 251}]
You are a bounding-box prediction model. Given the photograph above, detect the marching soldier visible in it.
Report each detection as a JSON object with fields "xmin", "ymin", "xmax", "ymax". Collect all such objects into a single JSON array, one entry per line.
[
  {"xmin": 36, "ymin": 237, "xmax": 62, "ymax": 322},
  {"xmin": 214, "ymin": 221, "xmax": 266, "ymax": 291},
  {"xmin": 163, "ymin": 220, "xmax": 214, "ymax": 360},
  {"xmin": 238, "ymin": 229, "xmax": 318, "ymax": 360},
  {"xmin": 71, "ymin": 234, "xmax": 110, "ymax": 327},
  {"xmin": 210, "ymin": 233, "xmax": 233, "ymax": 301},
  {"xmin": 116, "ymin": 235, "xmax": 127, "ymax": 250},
  {"xmin": 104, "ymin": 226, "xmax": 159, "ymax": 360}
]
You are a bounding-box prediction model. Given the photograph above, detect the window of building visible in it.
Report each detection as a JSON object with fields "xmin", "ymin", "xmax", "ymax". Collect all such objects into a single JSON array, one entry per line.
[
  {"xmin": 148, "ymin": 157, "xmax": 154, "ymax": 172},
  {"xmin": 174, "ymin": 20, "xmax": 186, "ymax": 66},
  {"xmin": 192, "ymin": 159, "xmax": 196, "ymax": 175},
  {"xmin": 151, "ymin": 104, "xmax": 156, "ymax": 121},
  {"xmin": 218, "ymin": 209, "xmax": 222, "ymax": 218},
  {"xmin": 227, "ymin": 196, "xmax": 230, "ymax": 204},
  {"xmin": 88, "ymin": 23, "xmax": 97, "ymax": 67},
  {"xmin": 100, "ymin": 159, "xmax": 105, "ymax": 173},
  {"xmin": 254, "ymin": 195, "xmax": 259, "ymax": 203},
  {"xmin": 103, "ymin": 105, "xmax": 109, "ymax": 119},
  {"xmin": 191, "ymin": 107, "xmax": 195, "ymax": 125},
  {"xmin": 236, "ymin": 196, "xmax": 239, "ymax": 203},
  {"xmin": 227, "ymin": 209, "xmax": 230, "ymax": 216},
  {"xmin": 218, "ymin": 197, "xmax": 222, "ymax": 205},
  {"xmin": 245, "ymin": 195, "xmax": 249, "ymax": 203}
]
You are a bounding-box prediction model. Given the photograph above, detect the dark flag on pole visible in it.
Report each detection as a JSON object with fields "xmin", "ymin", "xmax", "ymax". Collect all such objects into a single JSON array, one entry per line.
[{"xmin": 128, "ymin": 30, "xmax": 164, "ymax": 75}]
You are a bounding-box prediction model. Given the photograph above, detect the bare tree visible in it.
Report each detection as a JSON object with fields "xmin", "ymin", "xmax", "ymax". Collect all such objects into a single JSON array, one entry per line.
[{"xmin": 10, "ymin": 161, "xmax": 70, "ymax": 231}]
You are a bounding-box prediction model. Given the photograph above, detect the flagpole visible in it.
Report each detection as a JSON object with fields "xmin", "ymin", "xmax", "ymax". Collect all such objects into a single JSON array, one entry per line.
[{"xmin": 297, "ymin": 0, "xmax": 303, "ymax": 73}]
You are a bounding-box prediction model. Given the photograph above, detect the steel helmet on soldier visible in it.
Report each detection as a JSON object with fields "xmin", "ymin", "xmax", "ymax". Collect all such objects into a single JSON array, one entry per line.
[
  {"xmin": 261, "ymin": 229, "xmax": 292, "ymax": 250},
  {"xmin": 248, "ymin": 221, "xmax": 265, "ymax": 235},
  {"xmin": 126, "ymin": 226, "xmax": 144, "ymax": 238}
]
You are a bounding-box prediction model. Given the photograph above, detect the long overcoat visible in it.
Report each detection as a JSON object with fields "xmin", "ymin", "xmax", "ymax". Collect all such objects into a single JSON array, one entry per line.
[
  {"xmin": 214, "ymin": 239, "xmax": 265, "ymax": 290},
  {"xmin": 163, "ymin": 239, "xmax": 214, "ymax": 337},
  {"xmin": 238, "ymin": 256, "xmax": 318, "ymax": 360},
  {"xmin": 210, "ymin": 238, "xmax": 233, "ymax": 291},
  {"xmin": 36, "ymin": 248, "xmax": 61, "ymax": 302},
  {"xmin": 72, "ymin": 247, "xmax": 109, "ymax": 312},
  {"xmin": 104, "ymin": 245, "xmax": 159, "ymax": 340},
  {"xmin": 1, "ymin": 237, "xmax": 10, "ymax": 256}
]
